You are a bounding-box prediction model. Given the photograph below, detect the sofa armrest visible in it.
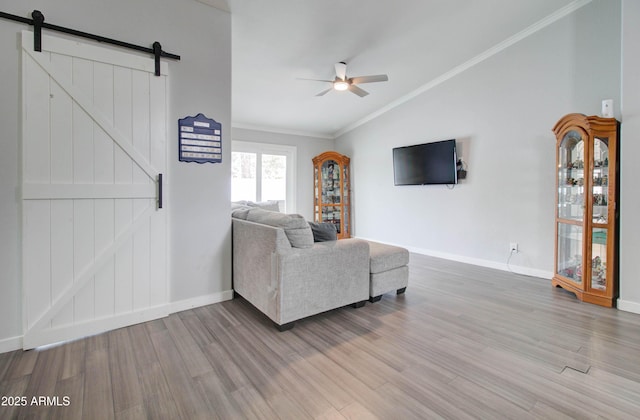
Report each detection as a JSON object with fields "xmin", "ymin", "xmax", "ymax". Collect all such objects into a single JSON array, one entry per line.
[
  {"xmin": 233, "ymin": 219, "xmax": 292, "ymax": 321},
  {"xmin": 276, "ymin": 238, "xmax": 370, "ymax": 324}
]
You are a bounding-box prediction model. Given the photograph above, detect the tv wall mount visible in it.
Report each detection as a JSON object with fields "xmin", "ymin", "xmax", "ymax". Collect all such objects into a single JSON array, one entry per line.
[{"xmin": 0, "ymin": 9, "xmax": 180, "ymax": 76}]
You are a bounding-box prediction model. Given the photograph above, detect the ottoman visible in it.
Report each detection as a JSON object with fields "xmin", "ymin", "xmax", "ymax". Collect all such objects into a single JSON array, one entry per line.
[{"xmin": 367, "ymin": 241, "xmax": 409, "ymax": 302}]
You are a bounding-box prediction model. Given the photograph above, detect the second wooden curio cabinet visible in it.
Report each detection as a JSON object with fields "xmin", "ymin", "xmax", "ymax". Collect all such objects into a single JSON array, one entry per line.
[
  {"xmin": 552, "ymin": 113, "xmax": 620, "ymax": 307},
  {"xmin": 312, "ymin": 151, "xmax": 351, "ymax": 239}
]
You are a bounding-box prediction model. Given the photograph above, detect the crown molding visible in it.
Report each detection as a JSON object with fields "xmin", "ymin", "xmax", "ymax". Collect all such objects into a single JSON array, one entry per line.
[{"xmin": 232, "ymin": 122, "xmax": 335, "ymax": 140}]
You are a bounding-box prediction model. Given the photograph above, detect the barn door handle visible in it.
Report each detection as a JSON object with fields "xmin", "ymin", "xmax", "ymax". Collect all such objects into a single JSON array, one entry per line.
[{"xmin": 157, "ymin": 173, "xmax": 163, "ymax": 209}]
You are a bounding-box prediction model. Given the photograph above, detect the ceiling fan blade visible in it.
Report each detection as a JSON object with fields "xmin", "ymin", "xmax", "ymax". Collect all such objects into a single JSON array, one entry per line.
[
  {"xmin": 350, "ymin": 74, "xmax": 389, "ymax": 84},
  {"xmin": 348, "ymin": 84, "xmax": 369, "ymax": 97},
  {"xmin": 315, "ymin": 88, "xmax": 333, "ymax": 97},
  {"xmin": 297, "ymin": 77, "xmax": 334, "ymax": 83},
  {"xmin": 335, "ymin": 62, "xmax": 347, "ymax": 81}
]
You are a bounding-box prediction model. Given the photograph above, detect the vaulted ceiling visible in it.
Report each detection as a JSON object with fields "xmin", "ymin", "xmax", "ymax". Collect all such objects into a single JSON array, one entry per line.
[{"xmin": 227, "ymin": 0, "xmax": 579, "ymax": 138}]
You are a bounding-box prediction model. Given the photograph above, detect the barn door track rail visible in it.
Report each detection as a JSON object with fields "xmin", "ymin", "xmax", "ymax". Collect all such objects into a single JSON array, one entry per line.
[{"xmin": 0, "ymin": 9, "xmax": 180, "ymax": 76}]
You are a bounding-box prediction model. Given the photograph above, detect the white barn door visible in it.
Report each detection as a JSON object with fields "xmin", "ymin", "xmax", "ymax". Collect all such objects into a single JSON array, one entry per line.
[{"xmin": 21, "ymin": 31, "xmax": 168, "ymax": 349}]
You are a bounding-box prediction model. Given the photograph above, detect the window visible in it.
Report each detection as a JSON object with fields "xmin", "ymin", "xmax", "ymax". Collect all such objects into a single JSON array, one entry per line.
[{"xmin": 231, "ymin": 141, "xmax": 297, "ymax": 213}]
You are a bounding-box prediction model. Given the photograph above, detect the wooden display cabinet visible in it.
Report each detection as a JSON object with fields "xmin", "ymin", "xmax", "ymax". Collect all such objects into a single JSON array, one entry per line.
[
  {"xmin": 552, "ymin": 114, "xmax": 620, "ymax": 307},
  {"xmin": 312, "ymin": 151, "xmax": 351, "ymax": 239}
]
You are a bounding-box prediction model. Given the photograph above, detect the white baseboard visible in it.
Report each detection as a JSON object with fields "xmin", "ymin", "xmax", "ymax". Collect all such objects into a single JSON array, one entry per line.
[
  {"xmin": 617, "ymin": 299, "xmax": 640, "ymax": 315},
  {"xmin": 170, "ymin": 289, "xmax": 234, "ymax": 314},
  {"xmin": 2, "ymin": 290, "xmax": 235, "ymax": 353},
  {"xmin": 355, "ymin": 236, "xmax": 553, "ymax": 280},
  {"xmin": 411, "ymin": 246, "xmax": 553, "ymax": 279},
  {"xmin": 23, "ymin": 304, "xmax": 171, "ymax": 350},
  {"xmin": 355, "ymin": 238, "xmax": 640, "ymax": 312},
  {"xmin": 0, "ymin": 335, "xmax": 23, "ymax": 354}
]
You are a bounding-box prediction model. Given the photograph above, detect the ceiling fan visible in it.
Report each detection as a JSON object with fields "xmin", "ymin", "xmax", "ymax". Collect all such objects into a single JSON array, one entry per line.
[{"xmin": 302, "ymin": 62, "xmax": 389, "ymax": 97}]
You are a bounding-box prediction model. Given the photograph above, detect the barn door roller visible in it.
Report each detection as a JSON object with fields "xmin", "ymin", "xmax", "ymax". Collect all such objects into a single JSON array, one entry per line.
[{"xmin": 0, "ymin": 9, "xmax": 180, "ymax": 76}]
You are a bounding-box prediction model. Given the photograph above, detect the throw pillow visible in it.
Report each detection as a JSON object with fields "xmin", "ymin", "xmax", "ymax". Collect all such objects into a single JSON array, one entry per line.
[
  {"xmin": 231, "ymin": 200, "xmax": 249, "ymax": 209},
  {"xmin": 308, "ymin": 222, "xmax": 337, "ymax": 242},
  {"xmin": 247, "ymin": 200, "xmax": 280, "ymax": 212},
  {"xmin": 246, "ymin": 208, "xmax": 314, "ymax": 248},
  {"xmin": 231, "ymin": 207, "xmax": 251, "ymax": 219}
]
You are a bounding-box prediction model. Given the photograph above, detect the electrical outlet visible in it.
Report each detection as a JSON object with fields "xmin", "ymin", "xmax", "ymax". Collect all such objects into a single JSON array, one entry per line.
[{"xmin": 510, "ymin": 242, "xmax": 519, "ymax": 253}]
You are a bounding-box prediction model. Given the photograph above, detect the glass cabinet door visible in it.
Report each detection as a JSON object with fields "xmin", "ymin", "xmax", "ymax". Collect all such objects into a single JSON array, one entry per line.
[
  {"xmin": 591, "ymin": 228, "xmax": 607, "ymax": 291},
  {"xmin": 314, "ymin": 166, "xmax": 319, "ymax": 221},
  {"xmin": 557, "ymin": 130, "xmax": 585, "ymax": 221},
  {"xmin": 321, "ymin": 160, "xmax": 340, "ymax": 205},
  {"xmin": 592, "ymin": 137, "xmax": 609, "ymax": 224},
  {"xmin": 321, "ymin": 206, "xmax": 341, "ymax": 233},
  {"xmin": 557, "ymin": 223, "xmax": 583, "ymax": 284},
  {"xmin": 589, "ymin": 137, "xmax": 610, "ymax": 293},
  {"xmin": 319, "ymin": 160, "xmax": 343, "ymax": 233},
  {"xmin": 342, "ymin": 163, "xmax": 349, "ymax": 235}
]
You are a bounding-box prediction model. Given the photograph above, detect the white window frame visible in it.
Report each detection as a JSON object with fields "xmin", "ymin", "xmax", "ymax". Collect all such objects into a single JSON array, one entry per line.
[{"xmin": 231, "ymin": 140, "xmax": 297, "ymax": 213}]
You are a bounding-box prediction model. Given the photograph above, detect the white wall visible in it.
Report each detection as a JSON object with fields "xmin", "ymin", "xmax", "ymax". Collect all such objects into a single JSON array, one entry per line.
[
  {"xmin": 0, "ymin": 1, "xmax": 22, "ymax": 351},
  {"xmin": 336, "ymin": 0, "xmax": 622, "ymax": 279},
  {"xmin": 618, "ymin": 0, "xmax": 640, "ymax": 313},
  {"xmin": 231, "ymin": 127, "xmax": 335, "ymax": 220},
  {"xmin": 0, "ymin": 0, "xmax": 231, "ymax": 351}
]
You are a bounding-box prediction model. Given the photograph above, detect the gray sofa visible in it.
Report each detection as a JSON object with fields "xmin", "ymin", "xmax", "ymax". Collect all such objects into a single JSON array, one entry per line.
[{"xmin": 232, "ymin": 207, "xmax": 370, "ymax": 330}]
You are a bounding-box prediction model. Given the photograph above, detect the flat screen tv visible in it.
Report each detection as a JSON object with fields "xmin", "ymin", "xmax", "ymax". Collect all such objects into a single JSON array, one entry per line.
[{"xmin": 393, "ymin": 139, "xmax": 458, "ymax": 185}]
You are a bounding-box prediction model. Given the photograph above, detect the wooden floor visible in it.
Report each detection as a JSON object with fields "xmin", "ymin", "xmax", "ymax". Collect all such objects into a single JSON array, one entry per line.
[{"xmin": 3, "ymin": 254, "xmax": 640, "ymax": 419}]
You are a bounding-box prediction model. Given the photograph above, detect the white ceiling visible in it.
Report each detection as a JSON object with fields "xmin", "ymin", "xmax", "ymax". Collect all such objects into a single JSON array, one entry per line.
[{"xmin": 228, "ymin": 0, "xmax": 579, "ymax": 138}]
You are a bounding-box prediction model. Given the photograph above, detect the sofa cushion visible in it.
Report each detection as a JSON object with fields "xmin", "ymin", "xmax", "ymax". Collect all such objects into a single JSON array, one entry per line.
[
  {"xmin": 248, "ymin": 200, "xmax": 281, "ymax": 212},
  {"xmin": 232, "ymin": 200, "xmax": 281, "ymax": 219},
  {"xmin": 231, "ymin": 200, "xmax": 249, "ymax": 209},
  {"xmin": 308, "ymin": 222, "xmax": 337, "ymax": 242},
  {"xmin": 246, "ymin": 208, "xmax": 314, "ymax": 248},
  {"xmin": 231, "ymin": 207, "xmax": 251, "ymax": 219},
  {"xmin": 368, "ymin": 241, "xmax": 410, "ymax": 274}
]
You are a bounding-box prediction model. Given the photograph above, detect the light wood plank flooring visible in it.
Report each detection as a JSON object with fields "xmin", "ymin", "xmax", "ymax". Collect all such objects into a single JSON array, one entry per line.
[{"xmin": 2, "ymin": 254, "xmax": 640, "ymax": 419}]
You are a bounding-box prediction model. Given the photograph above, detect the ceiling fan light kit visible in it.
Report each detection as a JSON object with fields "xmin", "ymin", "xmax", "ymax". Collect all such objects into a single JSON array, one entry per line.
[
  {"xmin": 303, "ymin": 61, "xmax": 389, "ymax": 97},
  {"xmin": 333, "ymin": 80, "xmax": 350, "ymax": 91}
]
